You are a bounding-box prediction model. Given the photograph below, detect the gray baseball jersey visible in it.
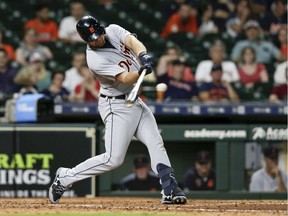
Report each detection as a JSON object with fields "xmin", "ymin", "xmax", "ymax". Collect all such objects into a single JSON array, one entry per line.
[
  {"xmin": 86, "ymin": 24, "xmax": 140, "ymax": 96},
  {"xmin": 57, "ymin": 24, "xmax": 171, "ymax": 188},
  {"xmin": 249, "ymin": 168, "xmax": 288, "ymax": 192}
]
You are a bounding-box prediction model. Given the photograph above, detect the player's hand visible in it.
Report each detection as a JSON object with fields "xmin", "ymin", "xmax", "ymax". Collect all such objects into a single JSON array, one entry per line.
[
  {"xmin": 138, "ymin": 52, "xmax": 153, "ymax": 75},
  {"xmin": 138, "ymin": 65, "xmax": 152, "ymax": 76}
]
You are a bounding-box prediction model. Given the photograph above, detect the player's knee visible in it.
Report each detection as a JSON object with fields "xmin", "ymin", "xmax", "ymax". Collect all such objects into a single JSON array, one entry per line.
[{"xmin": 107, "ymin": 155, "xmax": 124, "ymax": 169}]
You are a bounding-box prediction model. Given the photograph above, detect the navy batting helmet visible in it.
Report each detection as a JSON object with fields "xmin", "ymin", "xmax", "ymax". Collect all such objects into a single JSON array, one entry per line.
[{"xmin": 76, "ymin": 16, "xmax": 106, "ymax": 42}]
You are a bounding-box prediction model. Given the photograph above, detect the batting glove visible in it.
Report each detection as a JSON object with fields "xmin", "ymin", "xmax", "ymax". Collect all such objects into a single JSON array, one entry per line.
[
  {"xmin": 138, "ymin": 52, "xmax": 153, "ymax": 75},
  {"xmin": 138, "ymin": 64, "xmax": 152, "ymax": 76}
]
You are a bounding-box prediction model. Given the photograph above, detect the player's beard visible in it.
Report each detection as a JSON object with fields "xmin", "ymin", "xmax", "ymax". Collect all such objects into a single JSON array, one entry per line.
[{"xmin": 89, "ymin": 35, "xmax": 106, "ymax": 48}]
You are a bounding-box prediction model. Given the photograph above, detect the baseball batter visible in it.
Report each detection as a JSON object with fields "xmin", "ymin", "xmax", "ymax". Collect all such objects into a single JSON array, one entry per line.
[{"xmin": 49, "ymin": 15, "xmax": 187, "ymax": 205}]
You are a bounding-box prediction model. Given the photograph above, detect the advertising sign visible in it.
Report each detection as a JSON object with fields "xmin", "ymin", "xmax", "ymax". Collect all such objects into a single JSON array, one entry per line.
[
  {"xmin": 0, "ymin": 124, "xmax": 96, "ymax": 198},
  {"xmin": 158, "ymin": 125, "xmax": 247, "ymax": 141},
  {"xmin": 249, "ymin": 125, "xmax": 287, "ymax": 141}
]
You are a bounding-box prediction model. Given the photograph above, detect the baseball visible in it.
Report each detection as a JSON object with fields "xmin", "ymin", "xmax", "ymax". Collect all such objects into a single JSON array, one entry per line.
[{"xmin": 156, "ymin": 83, "xmax": 168, "ymax": 92}]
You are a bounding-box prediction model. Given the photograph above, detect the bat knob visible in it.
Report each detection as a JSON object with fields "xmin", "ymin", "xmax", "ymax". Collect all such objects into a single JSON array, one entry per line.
[{"xmin": 125, "ymin": 101, "xmax": 134, "ymax": 108}]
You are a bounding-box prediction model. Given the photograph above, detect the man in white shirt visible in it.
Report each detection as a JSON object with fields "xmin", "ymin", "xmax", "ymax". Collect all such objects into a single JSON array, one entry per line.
[
  {"xmin": 63, "ymin": 51, "xmax": 85, "ymax": 94},
  {"xmin": 274, "ymin": 61, "xmax": 288, "ymax": 84},
  {"xmin": 58, "ymin": 1, "xmax": 87, "ymax": 44},
  {"xmin": 195, "ymin": 40, "xmax": 239, "ymax": 83},
  {"xmin": 249, "ymin": 146, "xmax": 287, "ymax": 192},
  {"xmin": 230, "ymin": 20, "xmax": 285, "ymax": 64}
]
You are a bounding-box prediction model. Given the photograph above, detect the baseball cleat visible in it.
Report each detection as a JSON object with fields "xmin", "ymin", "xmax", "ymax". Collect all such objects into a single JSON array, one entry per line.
[
  {"xmin": 161, "ymin": 186, "xmax": 187, "ymax": 204},
  {"xmin": 49, "ymin": 167, "xmax": 69, "ymax": 204}
]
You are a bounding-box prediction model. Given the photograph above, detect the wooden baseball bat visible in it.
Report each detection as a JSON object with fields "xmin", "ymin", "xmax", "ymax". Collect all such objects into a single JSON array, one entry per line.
[{"xmin": 125, "ymin": 69, "xmax": 147, "ymax": 107}]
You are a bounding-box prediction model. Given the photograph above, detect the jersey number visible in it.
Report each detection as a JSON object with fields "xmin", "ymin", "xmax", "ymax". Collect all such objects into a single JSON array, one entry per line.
[{"xmin": 118, "ymin": 59, "xmax": 132, "ymax": 72}]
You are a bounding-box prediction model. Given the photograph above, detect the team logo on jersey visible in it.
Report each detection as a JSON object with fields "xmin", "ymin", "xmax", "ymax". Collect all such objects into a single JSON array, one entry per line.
[{"xmin": 89, "ymin": 27, "xmax": 95, "ymax": 33}]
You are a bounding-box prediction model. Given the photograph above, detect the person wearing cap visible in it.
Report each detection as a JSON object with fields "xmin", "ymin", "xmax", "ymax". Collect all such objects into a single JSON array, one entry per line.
[
  {"xmin": 157, "ymin": 57, "xmax": 199, "ymax": 101},
  {"xmin": 119, "ymin": 154, "xmax": 161, "ymax": 191},
  {"xmin": 195, "ymin": 40, "xmax": 239, "ymax": 83},
  {"xmin": 183, "ymin": 151, "xmax": 216, "ymax": 191},
  {"xmin": 28, "ymin": 52, "xmax": 51, "ymax": 91},
  {"xmin": 199, "ymin": 63, "xmax": 239, "ymax": 103},
  {"xmin": 15, "ymin": 52, "xmax": 51, "ymax": 92},
  {"xmin": 156, "ymin": 45, "xmax": 194, "ymax": 82},
  {"xmin": 231, "ymin": 19, "xmax": 285, "ymax": 64},
  {"xmin": 249, "ymin": 146, "xmax": 287, "ymax": 192}
]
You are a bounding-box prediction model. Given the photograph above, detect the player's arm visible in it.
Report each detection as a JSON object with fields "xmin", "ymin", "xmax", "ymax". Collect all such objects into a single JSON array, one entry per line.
[
  {"xmin": 125, "ymin": 34, "xmax": 146, "ymax": 57},
  {"xmin": 115, "ymin": 71, "xmax": 140, "ymax": 85},
  {"xmin": 125, "ymin": 34, "xmax": 153, "ymax": 73},
  {"xmin": 116, "ymin": 34, "xmax": 153, "ymax": 84}
]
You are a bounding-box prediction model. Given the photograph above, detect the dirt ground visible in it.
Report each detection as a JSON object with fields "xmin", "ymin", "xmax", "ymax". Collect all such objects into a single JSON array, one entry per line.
[{"xmin": 0, "ymin": 198, "xmax": 287, "ymax": 216}]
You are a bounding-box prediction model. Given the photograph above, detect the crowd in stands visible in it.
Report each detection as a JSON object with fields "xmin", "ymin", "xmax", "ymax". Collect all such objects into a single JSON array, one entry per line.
[{"xmin": 0, "ymin": 0, "xmax": 287, "ymax": 105}]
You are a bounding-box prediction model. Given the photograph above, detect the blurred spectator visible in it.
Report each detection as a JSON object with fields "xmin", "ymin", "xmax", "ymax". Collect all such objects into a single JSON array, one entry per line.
[
  {"xmin": 183, "ymin": 151, "xmax": 216, "ymax": 191},
  {"xmin": 211, "ymin": 0, "xmax": 235, "ymax": 31},
  {"xmin": 157, "ymin": 58, "xmax": 198, "ymax": 101},
  {"xmin": 41, "ymin": 71, "xmax": 71, "ymax": 102},
  {"xmin": 0, "ymin": 49, "xmax": 18, "ymax": 96},
  {"xmin": 161, "ymin": 2, "xmax": 198, "ymax": 39},
  {"xmin": 161, "ymin": 0, "xmax": 198, "ymax": 21},
  {"xmin": 195, "ymin": 40, "xmax": 239, "ymax": 83},
  {"xmin": 260, "ymin": 0, "xmax": 287, "ymax": 37},
  {"xmin": 231, "ymin": 20, "xmax": 285, "ymax": 64},
  {"xmin": 74, "ymin": 64, "xmax": 100, "ymax": 102},
  {"xmin": 269, "ymin": 66, "xmax": 287, "ymax": 103},
  {"xmin": 275, "ymin": 26, "xmax": 288, "ymax": 58},
  {"xmin": 225, "ymin": 0, "xmax": 251, "ymax": 38},
  {"xmin": 16, "ymin": 52, "xmax": 51, "ymax": 92},
  {"xmin": 58, "ymin": 1, "xmax": 87, "ymax": 44},
  {"xmin": 0, "ymin": 28, "xmax": 15, "ymax": 61},
  {"xmin": 24, "ymin": 3, "xmax": 58, "ymax": 43},
  {"xmin": 273, "ymin": 60, "xmax": 288, "ymax": 84},
  {"xmin": 248, "ymin": 0, "xmax": 273, "ymax": 18},
  {"xmin": 199, "ymin": 64, "xmax": 239, "ymax": 103},
  {"xmin": 63, "ymin": 51, "xmax": 86, "ymax": 93},
  {"xmin": 119, "ymin": 154, "xmax": 161, "ymax": 191},
  {"xmin": 97, "ymin": 0, "xmax": 113, "ymax": 5},
  {"xmin": 197, "ymin": 2, "xmax": 218, "ymax": 36},
  {"xmin": 238, "ymin": 46, "xmax": 269, "ymax": 88},
  {"xmin": 15, "ymin": 28, "xmax": 53, "ymax": 66},
  {"xmin": 156, "ymin": 45, "xmax": 194, "ymax": 82},
  {"xmin": 249, "ymin": 146, "xmax": 287, "ymax": 192},
  {"xmin": 14, "ymin": 65, "xmax": 38, "ymax": 95}
]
